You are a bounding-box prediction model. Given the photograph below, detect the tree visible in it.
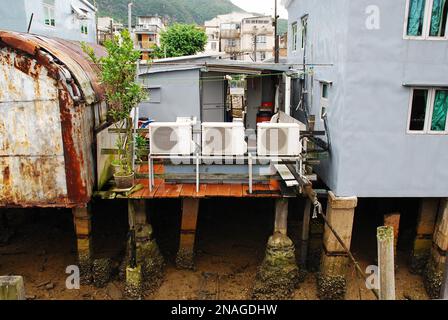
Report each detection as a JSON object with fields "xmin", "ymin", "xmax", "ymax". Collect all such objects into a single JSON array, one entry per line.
[
  {"xmin": 155, "ymin": 23, "xmax": 207, "ymax": 58},
  {"xmin": 82, "ymin": 30, "xmax": 147, "ymax": 180}
]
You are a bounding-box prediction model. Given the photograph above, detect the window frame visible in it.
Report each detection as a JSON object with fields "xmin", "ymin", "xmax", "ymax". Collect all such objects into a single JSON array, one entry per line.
[
  {"xmin": 43, "ymin": 0, "xmax": 56, "ymax": 27},
  {"xmin": 407, "ymin": 87, "xmax": 448, "ymax": 135},
  {"xmin": 291, "ymin": 22, "xmax": 298, "ymax": 52},
  {"xmin": 403, "ymin": 0, "xmax": 448, "ymax": 40},
  {"xmin": 320, "ymin": 82, "xmax": 330, "ymax": 121},
  {"xmin": 301, "ymin": 15, "xmax": 308, "ymax": 50}
]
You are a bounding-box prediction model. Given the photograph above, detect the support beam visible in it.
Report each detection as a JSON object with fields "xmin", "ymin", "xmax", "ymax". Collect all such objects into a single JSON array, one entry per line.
[
  {"xmin": 411, "ymin": 199, "xmax": 439, "ymax": 274},
  {"xmin": 72, "ymin": 206, "xmax": 93, "ymax": 284},
  {"xmin": 274, "ymin": 198, "xmax": 288, "ymax": 235},
  {"xmin": 317, "ymin": 191, "xmax": 357, "ymax": 300},
  {"xmin": 123, "ymin": 200, "xmax": 164, "ymax": 296},
  {"xmin": 425, "ymin": 199, "xmax": 448, "ymax": 299},
  {"xmin": 377, "ymin": 226, "xmax": 396, "ymax": 300},
  {"xmin": 176, "ymin": 198, "xmax": 200, "ymax": 270},
  {"xmin": 299, "ymin": 199, "xmax": 312, "ymax": 267}
]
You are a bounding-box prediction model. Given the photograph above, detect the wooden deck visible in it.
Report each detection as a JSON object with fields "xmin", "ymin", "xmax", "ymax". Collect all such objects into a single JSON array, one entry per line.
[{"xmin": 126, "ymin": 163, "xmax": 283, "ymax": 199}]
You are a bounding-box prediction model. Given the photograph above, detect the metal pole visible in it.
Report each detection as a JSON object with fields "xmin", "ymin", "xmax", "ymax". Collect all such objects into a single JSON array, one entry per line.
[
  {"xmin": 128, "ymin": 2, "xmax": 133, "ymax": 33},
  {"xmin": 27, "ymin": 13, "xmax": 34, "ymax": 33},
  {"xmin": 441, "ymin": 250, "xmax": 448, "ymax": 300},
  {"xmin": 274, "ymin": 0, "xmax": 279, "ymax": 63}
]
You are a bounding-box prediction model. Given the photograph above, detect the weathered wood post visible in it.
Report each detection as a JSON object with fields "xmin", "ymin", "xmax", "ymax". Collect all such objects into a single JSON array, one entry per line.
[
  {"xmin": 299, "ymin": 199, "xmax": 312, "ymax": 267},
  {"xmin": 0, "ymin": 276, "xmax": 25, "ymax": 300},
  {"xmin": 72, "ymin": 206, "xmax": 93, "ymax": 284},
  {"xmin": 176, "ymin": 198, "xmax": 200, "ymax": 270},
  {"xmin": 377, "ymin": 226, "xmax": 396, "ymax": 300}
]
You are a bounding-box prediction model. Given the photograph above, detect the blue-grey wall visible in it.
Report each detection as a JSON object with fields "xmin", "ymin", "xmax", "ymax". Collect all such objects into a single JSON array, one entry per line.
[
  {"xmin": 286, "ymin": 0, "xmax": 448, "ymax": 197},
  {"xmin": 0, "ymin": 0, "xmax": 97, "ymax": 43},
  {"xmin": 138, "ymin": 68, "xmax": 202, "ymax": 122}
]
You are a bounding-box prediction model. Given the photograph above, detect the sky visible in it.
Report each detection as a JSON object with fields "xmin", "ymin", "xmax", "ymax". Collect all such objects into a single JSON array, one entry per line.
[{"xmin": 231, "ymin": 0, "xmax": 288, "ymax": 19}]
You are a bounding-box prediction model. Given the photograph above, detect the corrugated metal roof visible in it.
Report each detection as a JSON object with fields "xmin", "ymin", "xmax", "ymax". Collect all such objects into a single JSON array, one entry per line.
[{"xmin": 0, "ymin": 30, "xmax": 106, "ymax": 104}]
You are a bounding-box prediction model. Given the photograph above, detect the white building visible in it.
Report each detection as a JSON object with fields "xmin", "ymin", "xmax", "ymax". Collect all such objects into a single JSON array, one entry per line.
[
  {"xmin": 204, "ymin": 12, "xmax": 275, "ymax": 62},
  {"xmin": 0, "ymin": 0, "xmax": 97, "ymax": 43}
]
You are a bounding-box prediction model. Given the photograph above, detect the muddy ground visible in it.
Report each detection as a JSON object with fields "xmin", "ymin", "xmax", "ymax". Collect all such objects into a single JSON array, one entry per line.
[{"xmin": 0, "ymin": 198, "xmax": 428, "ymax": 300}]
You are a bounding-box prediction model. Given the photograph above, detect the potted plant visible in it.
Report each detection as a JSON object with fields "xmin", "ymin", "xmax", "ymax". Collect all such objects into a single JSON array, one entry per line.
[
  {"xmin": 83, "ymin": 30, "xmax": 147, "ymax": 189},
  {"xmin": 135, "ymin": 135, "xmax": 149, "ymax": 163}
]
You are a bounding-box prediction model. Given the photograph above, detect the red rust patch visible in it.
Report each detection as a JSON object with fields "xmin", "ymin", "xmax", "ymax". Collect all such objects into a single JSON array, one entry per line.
[{"xmin": 58, "ymin": 88, "xmax": 89, "ymax": 205}]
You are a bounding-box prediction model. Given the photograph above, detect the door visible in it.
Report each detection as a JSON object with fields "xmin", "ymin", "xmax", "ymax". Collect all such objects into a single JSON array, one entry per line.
[{"xmin": 202, "ymin": 72, "xmax": 225, "ymax": 122}]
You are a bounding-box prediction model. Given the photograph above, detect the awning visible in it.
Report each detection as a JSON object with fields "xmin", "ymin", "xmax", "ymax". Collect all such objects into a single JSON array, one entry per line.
[{"xmin": 72, "ymin": 4, "xmax": 88, "ymax": 20}]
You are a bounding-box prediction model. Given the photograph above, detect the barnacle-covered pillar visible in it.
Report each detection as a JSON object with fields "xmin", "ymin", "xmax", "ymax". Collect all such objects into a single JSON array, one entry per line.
[
  {"xmin": 252, "ymin": 198, "xmax": 300, "ymax": 300},
  {"xmin": 424, "ymin": 199, "xmax": 448, "ymax": 299},
  {"xmin": 317, "ymin": 192, "xmax": 357, "ymax": 300}
]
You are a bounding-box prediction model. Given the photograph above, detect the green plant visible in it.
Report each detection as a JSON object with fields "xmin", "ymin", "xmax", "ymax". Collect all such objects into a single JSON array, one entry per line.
[
  {"xmin": 154, "ymin": 23, "xmax": 207, "ymax": 58},
  {"xmin": 82, "ymin": 30, "xmax": 147, "ymax": 176},
  {"xmin": 135, "ymin": 135, "xmax": 149, "ymax": 162}
]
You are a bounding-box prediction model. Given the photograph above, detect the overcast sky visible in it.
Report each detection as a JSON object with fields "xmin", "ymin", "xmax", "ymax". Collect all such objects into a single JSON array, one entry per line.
[{"xmin": 231, "ymin": 0, "xmax": 288, "ymax": 19}]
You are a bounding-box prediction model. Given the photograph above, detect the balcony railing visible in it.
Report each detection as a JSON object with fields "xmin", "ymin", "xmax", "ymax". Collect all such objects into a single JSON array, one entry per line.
[{"xmin": 220, "ymin": 29, "xmax": 241, "ymax": 39}]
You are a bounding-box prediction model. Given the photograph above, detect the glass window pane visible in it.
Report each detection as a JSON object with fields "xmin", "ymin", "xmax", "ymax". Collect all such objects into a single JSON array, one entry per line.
[
  {"xmin": 409, "ymin": 89, "xmax": 428, "ymax": 131},
  {"xmin": 407, "ymin": 0, "xmax": 427, "ymax": 36},
  {"xmin": 322, "ymin": 84, "xmax": 329, "ymax": 98},
  {"xmin": 430, "ymin": 0, "xmax": 448, "ymax": 36},
  {"xmin": 431, "ymin": 90, "xmax": 448, "ymax": 131}
]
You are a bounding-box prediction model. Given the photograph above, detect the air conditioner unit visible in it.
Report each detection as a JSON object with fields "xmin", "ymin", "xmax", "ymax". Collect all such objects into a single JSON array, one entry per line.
[
  {"xmin": 257, "ymin": 123, "xmax": 301, "ymax": 156},
  {"xmin": 149, "ymin": 122, "xmax": 194, "ymax": 155},
  {"xmin": 202, "ymin": 122, "xmax": 247, "ymax": 156}
]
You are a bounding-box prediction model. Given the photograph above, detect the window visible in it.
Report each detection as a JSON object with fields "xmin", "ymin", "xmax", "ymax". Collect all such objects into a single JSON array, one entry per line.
[
  {"xmin": 291, "ymin": 22, "xmax": 298, "ymax": 51},
  {"xmin": 144, "ymin": 87, "xmax": 161, "ymax": 103},
  {"xmin": 211, "ymin": 42, "xmax": 217, "ymax": 50},
  {"xmin": 408, "ymin": 88, "xmax": 448, "ymax": 133},
  {"xmin": 260, "ymin": 52, "xmax": 266, "ymax": 61},
  {"xmin": 256, "ymin": 35, "xmax": 267, "ymax": 44},
  {"xmin": 301, "ymin": 16, "xmax": 308, "ymax": 49},
  {"xmin": 43, "ymin": 0, "xmax": 55, "ymax": 27},
  {"xmin": 405, "ymin": 0, "xmax": 448, "ymax": 39},
  {"xmin": 227, "ymin": 39, "xmax": 237, "ymax": 47},
  {"xmin": 81, "ymin": 24, "xmax": 88, "ymax": 35},
  {"xmin": 320, "ymin": 82, "xmax": 330, "ymax": 120}
]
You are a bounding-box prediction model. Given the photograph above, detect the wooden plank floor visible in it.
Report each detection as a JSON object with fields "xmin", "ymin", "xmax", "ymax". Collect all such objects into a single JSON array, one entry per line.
[{"xmin": 125, "ymin": 163, "xmax": 282, "ymax": 199}]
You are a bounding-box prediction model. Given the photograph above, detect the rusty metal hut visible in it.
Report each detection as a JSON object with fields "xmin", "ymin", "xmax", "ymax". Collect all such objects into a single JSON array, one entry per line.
[{"xmin": 0, "ymin": 31, "xmax": 108, "ymax": 208}]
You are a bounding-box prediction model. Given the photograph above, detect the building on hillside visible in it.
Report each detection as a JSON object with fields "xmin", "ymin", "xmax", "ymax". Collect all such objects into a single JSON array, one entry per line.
[
  {"xmin": 279, "ymin": 32, "xmax": 288, "ymax": 57},
  {"xmin": 0, "ymin": 0, "xmax": 97, "ymax": 43},
  {"xmin": 97, "ymin": 16, "xmax": 124, "ymax": 44},
  {"xmin": 134, "ymin": 15, "xmax": 166, "ymax": 62},
  {"xmin": 283, "ymin": 0, "xmax": 448, "ymax": 300},
  {"xmin": 204, "ymin": 12, "xmax": 275, "ymax": 62}
]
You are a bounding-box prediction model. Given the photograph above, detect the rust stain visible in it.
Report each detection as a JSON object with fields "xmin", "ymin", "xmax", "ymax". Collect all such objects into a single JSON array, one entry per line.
[
  {"xmin": 2, "ymin": 166, "xmax": 10, "ymax": 185},
  {"xmin": 58, "ymin": 88, "xmax": 89, "ymax": 204}
]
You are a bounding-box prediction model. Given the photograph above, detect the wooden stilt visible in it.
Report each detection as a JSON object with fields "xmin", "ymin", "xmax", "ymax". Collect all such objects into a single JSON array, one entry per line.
[
  {"xmin": 377, "ymin": 226, "xmax": 396, "ymax": 300},
  {"xmin": 176, "ymin": 198, "xmax": 200, "ymax": 269},
  {"xmin": 72, "ymin": 206, "xmax": 93, "ymax": 284},
  {"xmin": 300, "ymin": 199, "xmax": 312, "ymax": 267}
]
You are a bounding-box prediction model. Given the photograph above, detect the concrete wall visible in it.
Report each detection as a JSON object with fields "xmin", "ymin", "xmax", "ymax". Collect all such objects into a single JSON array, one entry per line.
[
  {"xmin": 0, "ymin": 0, "xmax": 97, "ymax": 43},
  {"xmin": 286, "ymin": 0, "xmax": 448, "ymax": 197},
  {"xmin": 138, "ymin": 68, "xmax": 201, "ymax": 122}
]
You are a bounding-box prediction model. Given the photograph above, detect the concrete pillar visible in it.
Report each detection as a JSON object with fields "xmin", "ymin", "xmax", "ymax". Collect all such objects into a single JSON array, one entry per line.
[
  {"xmin": 176, "ymin": 198, "xmax": 200, "ymax": 270},
  {"xmin": 317, "ymin": 191, "xmax": 357, "ymax": 300},
  {"xmin": 425, "ymin": 199, "xmax": 448, "ymax": 299},
  {"xmin": 0, "ymin": 276, "xmax": 25, "ymax": 300},
  {"xmin": 274, "ymin": 198, "xmax": 288, "ymax": 235},
  {"xmin": 252, "ymin": 198, "xmax": 300, "ymax": 300},
  {"xmin": 122, "ymin": 200, "xmax": 164, "ymax": 296},
  {"xmin": 73, "ymin": 206, "xmax": 93, "ymax": 284},
  {"xmin": 411, "ymin": 199, "xmax": 439, "ymax": 274}
]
